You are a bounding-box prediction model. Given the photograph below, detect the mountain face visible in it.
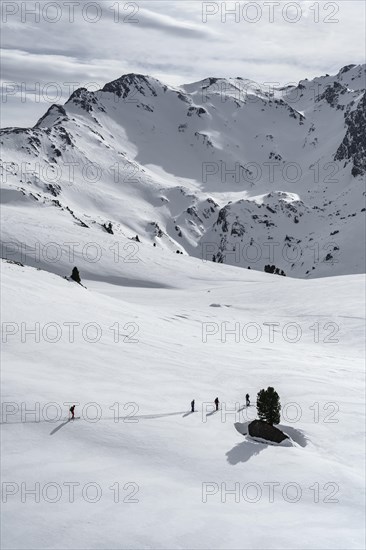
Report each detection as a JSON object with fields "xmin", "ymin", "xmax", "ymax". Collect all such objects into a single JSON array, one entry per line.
[{"xmin": 1, "ymin": 64, "xmax": 365, "ymax": 278}]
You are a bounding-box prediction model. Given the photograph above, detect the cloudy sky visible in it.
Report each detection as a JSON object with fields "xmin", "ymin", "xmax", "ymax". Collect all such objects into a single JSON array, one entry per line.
[{"xmin": 1, "ymin": 0, "xmax": 365, "ymax": 127}]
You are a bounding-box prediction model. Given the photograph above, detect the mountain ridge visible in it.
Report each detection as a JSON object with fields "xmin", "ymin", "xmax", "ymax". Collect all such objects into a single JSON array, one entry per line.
[{"xmin": 1, "ymin": 64, "xmax": 365, "ymax": 278}]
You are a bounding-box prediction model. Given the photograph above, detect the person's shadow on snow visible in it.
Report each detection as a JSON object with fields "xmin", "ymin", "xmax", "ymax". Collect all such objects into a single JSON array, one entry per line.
[
  {"xmin": 49, "ymin": 417, "xmax": 80, "ymax": 435},
  {"xmin": 226, "ymin": 439, "xmax": 268, "ymax": 464},
  {"xmin": 49, "ymin": 419, "xmax": 71, "ymax": 435}
]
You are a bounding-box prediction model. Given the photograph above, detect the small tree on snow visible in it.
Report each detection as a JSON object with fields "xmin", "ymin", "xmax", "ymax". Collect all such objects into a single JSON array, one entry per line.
[
  {"xmin": 256, "ymin": 387, "xmax": 281, "ymax": 425},
  {"xmin": 70, "ymin": 266, "xmax": 81, "ymax": 284}
]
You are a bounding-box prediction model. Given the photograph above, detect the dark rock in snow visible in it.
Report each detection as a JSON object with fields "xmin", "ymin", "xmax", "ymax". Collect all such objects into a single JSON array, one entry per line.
[
  {"xmin": 102, "ymin": 74, "xmax": 162, "ymax": 99},
  {"xmin": 335, "ymin": 92, "xmax": 366, "ymax": 177},
  {"xmin": 248, "ymin": 420, "xmax": 289, "ymax": 444}
]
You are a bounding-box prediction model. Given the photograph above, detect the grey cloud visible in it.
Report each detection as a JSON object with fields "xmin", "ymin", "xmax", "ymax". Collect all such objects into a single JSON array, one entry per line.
[{"xmin": 133, "ymin": 8, "xmax": 217, "ymax": 39}]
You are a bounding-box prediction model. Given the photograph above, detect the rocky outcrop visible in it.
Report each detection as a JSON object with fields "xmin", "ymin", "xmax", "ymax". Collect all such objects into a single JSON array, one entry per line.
[
  {"xmin": 334, "ymin": 92, "xmax": 366, "ymax": 176},
  {"xmin": 248, "ymin": 420, "xmax": 288, "ymax": 444},
  {"xmin": 102, "ymin": 74, "xmax": 164, "ymax": 99}
]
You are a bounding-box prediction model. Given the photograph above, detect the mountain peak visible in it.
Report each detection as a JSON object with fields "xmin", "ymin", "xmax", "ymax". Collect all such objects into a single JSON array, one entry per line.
[
  {"xmin": 338, "ymin": 64, "xmax": 357, "ymax": 75},
  {"xmin": 35, "ymin": 104, "xmax": 67, "ymax": 128},
  {"xmin": 101, "ymin": 73, "xmax": 167, "ymax": 99}
]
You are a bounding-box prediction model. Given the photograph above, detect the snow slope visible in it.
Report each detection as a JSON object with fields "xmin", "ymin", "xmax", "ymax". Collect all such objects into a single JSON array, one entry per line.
[
  {"xmin": 1, "ymin": 251, "xmax": 365, "ymax": 549},
  {"xmin": 1, "ymin": 64, "xmax": 365, "ymax": 278}
]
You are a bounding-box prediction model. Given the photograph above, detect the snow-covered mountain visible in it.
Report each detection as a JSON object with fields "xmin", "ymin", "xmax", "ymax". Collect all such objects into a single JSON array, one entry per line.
[{"xmin": 1, "ymin": 64, "xmax": 365, "ymax": 278}]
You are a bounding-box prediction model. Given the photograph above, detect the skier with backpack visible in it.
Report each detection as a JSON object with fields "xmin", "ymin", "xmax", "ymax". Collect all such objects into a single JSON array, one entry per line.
[
  {"xmin": 69, "ymin": 405, "xmax": 75, "ymax": 420},
  {"xmin": 191, "ymin": 399, "xmax": 195, "ymax": 413},
  {"xmin": 214, "ymin": 397, "xmax": 219, "ymax": 411}
]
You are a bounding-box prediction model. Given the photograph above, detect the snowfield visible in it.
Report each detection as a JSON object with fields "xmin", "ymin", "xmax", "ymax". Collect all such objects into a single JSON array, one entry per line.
[{"xmin": 1, "ymin": 247, "xmax": 365, "ymax": 549}]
